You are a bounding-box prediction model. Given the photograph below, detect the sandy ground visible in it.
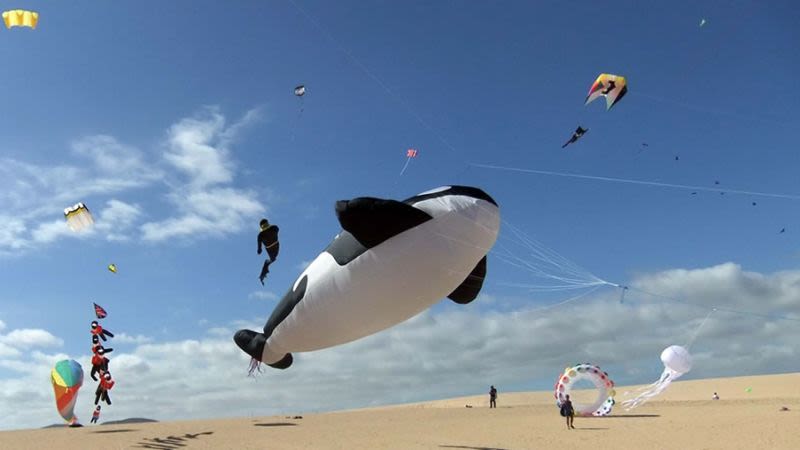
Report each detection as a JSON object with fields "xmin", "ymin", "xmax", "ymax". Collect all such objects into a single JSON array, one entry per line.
[{"xmin": 2, "ymin": 372, "xmax": 798, "ymax": 450}]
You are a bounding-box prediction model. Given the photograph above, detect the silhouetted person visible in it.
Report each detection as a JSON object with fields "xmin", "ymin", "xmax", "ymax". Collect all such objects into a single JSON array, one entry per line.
[
  {"xmin": 90, "ymin": 347, "xmax": 110, "ymax": 381},
  {"xmin": 95, "ymin": 372, "xmax": 114, "ymax": 406},
  {"xmin": 92, "ymin": 335, "xmax": 113, "ymax": 356},
  {"xmin": 560, "ymin": 394, "xmax": 575, "ymax": 429},
  {"xmin": 91, "ymin": 321, "xmax": 114, "ymax": 341},
  {"xmin": 257, "ymin": 219, "xmax": 280, "ymax": 285},
  {"xmin": 489, "ymin": 385, "xmax": 497, "ymax": 408},
  {"xmin": 561, "ymin": 126, "xmax": 588, "ymax": 148}
]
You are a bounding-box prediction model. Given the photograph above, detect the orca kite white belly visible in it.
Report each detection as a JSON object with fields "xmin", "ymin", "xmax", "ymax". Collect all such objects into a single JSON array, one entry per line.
[{"xmin": 235, "ymin": 186, "xmax": 500, "ymax": 369}]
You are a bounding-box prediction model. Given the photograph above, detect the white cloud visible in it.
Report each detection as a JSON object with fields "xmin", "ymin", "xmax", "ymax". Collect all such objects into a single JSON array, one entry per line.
[
  {"xmin": 206, "ymin": 327, "xmax": 232, "ymax": 337},
  {"xmin": 30, "ymin": 219, "xmax": 76, "ymax": 244},
  {"xmin": 0, "ymin": 106, "xmax": 266, "ymax": 254},
  {"xmin": 0, "ymin": 329, "xmax": 63, "ymax": 349},
  {"xmin": 249, "ymin": 291, "xmax": 278, "ymax": 301},
  {"xmin": 0, "ymin": 263, "xmax": 796, "ymax": 431},
  {"xmin": 0, "ymin": 343, "xmax": 20, "ymax": 358},
  {"xmin": 161, "ymin": 107, "xmax": 262, "ymax": 188},
  {"xmin": 71, "ymin": 135, "xmax": 155, "ymax": 180},
  {"xmin": 97, "ymin": 199, "xmax": 143, "ymax": 228},
  {"xmin": 164, "ymin": 110, "xmax": 234, "ymax": 188},
  {"xmin": 140, "ymin": 187, "xmax": 263, "ymax": 242},
  {"xmin": 0, "ymin": 136, "xmax": 155, "ymax": 253},
  {"xmin": 94, "ymin": 199, "xmax": 143, "ymax": 241},
  {"xmin": 141, "ymin": 108, "xmax": 266, "ymax": 242},
  {"xmin": 1, "ymin": 150, "xmax": 153, "ymax": 212},
  {"xmin": 114, "ymin": 333, "xmax": 154, "ymax": 345},
  {"xmin": 27, "ymin": 199, "xmax": 142, "ymax": 244},
  {"xmin": 0, "ymin": 217, "xmax": 29, "ymax": 253}
]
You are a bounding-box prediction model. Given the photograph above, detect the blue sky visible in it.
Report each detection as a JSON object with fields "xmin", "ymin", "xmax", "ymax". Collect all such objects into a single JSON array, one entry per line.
[{"xmin": 1, "ymin": 0, "xmax": 799, "ymax": 429}]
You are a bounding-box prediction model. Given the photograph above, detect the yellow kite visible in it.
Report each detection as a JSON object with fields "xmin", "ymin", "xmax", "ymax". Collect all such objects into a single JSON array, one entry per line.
[
  {"xmin": 2, "ymin": 10, "xmax": 38, "ymax": 29},
  {"xmin": 585, "ymin": 73, "xmax": 627, "ymax": 110}
]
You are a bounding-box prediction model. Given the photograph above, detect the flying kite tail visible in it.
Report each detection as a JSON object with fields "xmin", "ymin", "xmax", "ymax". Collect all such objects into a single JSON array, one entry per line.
[{"xmin": 247, "ymin": 358, "xmax": 262, "ymax": 376}]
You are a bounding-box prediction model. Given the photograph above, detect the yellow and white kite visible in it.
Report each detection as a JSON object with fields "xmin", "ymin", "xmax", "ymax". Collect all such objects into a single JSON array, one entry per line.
[
  {"xmin": 2, "ymin": 10, "xmax": 38, "ymax": 29},
  {"xmin": 585, "ymin": 73, "xmax": 627, "ymax": 110},
  {"xmin": 64, "ymin": 203, "xmax": 94, "ymax": 232}
]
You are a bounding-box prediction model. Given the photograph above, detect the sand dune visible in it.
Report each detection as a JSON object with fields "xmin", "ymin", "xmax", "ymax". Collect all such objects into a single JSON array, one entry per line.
[{"xmin": 1, "ymin": 372, "xmax": 797, "ymax": 449}]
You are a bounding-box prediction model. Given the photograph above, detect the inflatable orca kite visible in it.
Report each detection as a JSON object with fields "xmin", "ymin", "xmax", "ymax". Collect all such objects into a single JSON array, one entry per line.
[{"xmin": 234, "ymin": 185, "xmax": 500, "ymax": 369}]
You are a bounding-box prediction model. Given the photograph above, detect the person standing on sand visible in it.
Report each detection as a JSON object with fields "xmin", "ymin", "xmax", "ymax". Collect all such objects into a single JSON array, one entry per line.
[
  {"xmin": 91, "ymin": 405, "xmax": 101, "ymax": 424},
  {"xmin": 712, "ymin": 392, "xmax": 719, "ymax": 400},
  {"xmin": 489, "ymin": 385, "xmax": 497, "ymax": 408},
  {"xmin": 560, "ymin": 394, "xmax": 575, "ymax": 429}
]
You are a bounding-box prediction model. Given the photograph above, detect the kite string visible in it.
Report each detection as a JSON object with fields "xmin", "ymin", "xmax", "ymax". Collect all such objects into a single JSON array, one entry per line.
[
  {"xmin": 286, "ymin": 0, "xmax": 459, "ymax": 157},
  {"xmin": 399, "ymin": 157, "xmax": 412, "ymax": 176},
  {"xmin": 631, "ymin": 91, "xmax": 790, "ymax": 126},
  {"xmin": 625, "ymin": 286, "xmax": 800, "ymax": 323},
  {"xmin": 471, "ymin": 203, "xmax": 613, "ymax": 290},
  {"xmin": 469, "ymin": 163, "xmax": 800, "ymax": 201},
  {"xmin": 479, "ymin": 202, "xmax": 611, "ymax": 285},
  {"xmin": 290, "ymin": 100, "xmax": 304, "ymax": 142},
  {"xmin": 684, "ymin": 308, "xmax": 716, "ymax": 350},
  {"xmin": 525, "ymin": 284, "xmax": 604, "ymax": 313}
]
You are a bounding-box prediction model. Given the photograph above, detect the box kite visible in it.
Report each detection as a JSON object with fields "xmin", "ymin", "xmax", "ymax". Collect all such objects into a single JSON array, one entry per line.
[{"xmin": 2, "ymin": 10, "xmax": 38, "ymax": 29}]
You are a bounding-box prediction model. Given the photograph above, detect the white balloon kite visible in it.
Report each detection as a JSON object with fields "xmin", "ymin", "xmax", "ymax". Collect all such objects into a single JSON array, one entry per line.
[{"xmin": 622, "ymin": 345, "xmax": 692, "ymax": 410}]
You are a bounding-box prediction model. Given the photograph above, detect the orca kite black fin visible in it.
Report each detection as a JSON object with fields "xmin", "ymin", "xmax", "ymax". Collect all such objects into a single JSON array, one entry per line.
[
  {"xmin": 334, "ymin": 197, "xmax": 432, "ymax": 248},
  {"xmin": 448, "ymin": 256, "xmax": 487, "ymax": 304},
  {"xmin": 268, "ymin": 353, "xmax": 293, "ymax": 370}
]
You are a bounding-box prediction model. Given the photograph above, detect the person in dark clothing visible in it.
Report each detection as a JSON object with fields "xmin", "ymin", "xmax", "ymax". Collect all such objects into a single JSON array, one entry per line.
[
  {"xmin": 90, "ymin": 347, "xmax": 111, "ymax": 381},
  {"xmin": 91, "ymin": 321, "xmax": 114, "ymax": 341},
  {"xmin": 489, "ymin": 385, "xmax": 497, "ymax": 408},
  {"xmin": 95, "ymin": 372, "xmax": 114, "ymax": 406},
  {"xmin": 561, "ymin": 126, "xmax": 588, "ymax": 148},
  {"xmin": 92, "ymin": 335, "xmax": 113, "ymax": 356},
  {"xmin": 257, "ymin": 219, "xmax": 280, "ymax": 285},
  {"xmin": 560, "ymin": 394, "xmax": 575, "ymax": 429}
]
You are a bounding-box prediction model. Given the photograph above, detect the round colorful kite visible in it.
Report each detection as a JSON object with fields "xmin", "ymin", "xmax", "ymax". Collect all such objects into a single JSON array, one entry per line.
[
  {"xmin": 554, "ymin": 363, "xmax": 616, "ymax": 416},
  {"xmin": 51, "ymin": 359, "xmax": 84, "ymax": 425}
]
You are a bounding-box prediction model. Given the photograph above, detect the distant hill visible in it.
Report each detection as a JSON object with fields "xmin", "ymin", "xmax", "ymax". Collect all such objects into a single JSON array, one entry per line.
[
  {"xmin": 41, "ymin": 418, "xmax": 157, "ymax": 429},
  {"xmin": 101, "ymin": 418, "xmax": 158, "ymax": 426}
]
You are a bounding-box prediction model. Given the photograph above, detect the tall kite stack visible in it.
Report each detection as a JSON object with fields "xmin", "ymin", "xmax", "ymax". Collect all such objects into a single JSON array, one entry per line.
[{"xmin": 90, "ymin": 303, "xmax": 116, "ymax": 415}]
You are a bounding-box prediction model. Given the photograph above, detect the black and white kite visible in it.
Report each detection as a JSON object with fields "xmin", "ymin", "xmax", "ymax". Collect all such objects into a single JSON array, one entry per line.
[{"xmin": 235, "ymin": 186, "xmax": 500, "ymax": 370}]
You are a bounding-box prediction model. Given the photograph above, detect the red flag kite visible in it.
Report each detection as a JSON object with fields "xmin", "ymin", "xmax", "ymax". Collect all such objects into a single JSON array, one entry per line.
[{"xmin": 93, "ymin": 303, "xmax": 107, "ymax": 319}]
